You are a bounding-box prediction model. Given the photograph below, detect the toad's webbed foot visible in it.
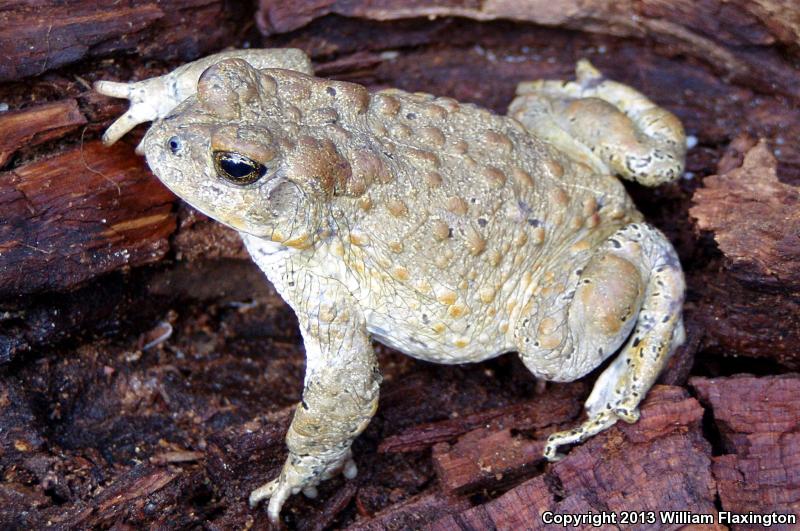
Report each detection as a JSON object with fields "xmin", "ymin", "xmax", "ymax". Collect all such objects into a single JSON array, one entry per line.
[
  {"xmin": 249, "ymin": 448, "xmax": 358, "ymax": 523},
  {"xmin": 509, "ymin": 60, "xmax": 687, "ymax": 186}
]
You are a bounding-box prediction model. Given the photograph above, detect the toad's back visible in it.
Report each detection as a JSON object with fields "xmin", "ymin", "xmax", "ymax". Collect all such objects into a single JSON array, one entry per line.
[{"xmin": 270, "ymin": 72, "xmax": 641, "ymax": 361}]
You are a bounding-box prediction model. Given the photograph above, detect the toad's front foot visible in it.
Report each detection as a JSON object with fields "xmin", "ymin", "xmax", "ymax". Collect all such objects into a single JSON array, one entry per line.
[
  {"xmin": 94, "ymin": 77, "xmax": 176, "ymax": 148},
  {"xmin": 249, "ymin": 450, "xmax": 358, "ymax": 524}
]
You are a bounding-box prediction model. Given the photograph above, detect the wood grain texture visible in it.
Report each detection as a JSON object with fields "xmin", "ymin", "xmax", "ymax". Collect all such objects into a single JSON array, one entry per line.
[
  {"xmin": 431, "ymin": 386, "xmax": 724, "ymax": 531},
  {"xmin": 0, "ymin": 141, "xmax": 176, "ymax": 298},
  {"xmin": 692, "ymin": 375, "xmax": 800, "ymax": 528},
  {"xmin": 0, "ymin": 100, "xmax": 86, "ymax": 166}
]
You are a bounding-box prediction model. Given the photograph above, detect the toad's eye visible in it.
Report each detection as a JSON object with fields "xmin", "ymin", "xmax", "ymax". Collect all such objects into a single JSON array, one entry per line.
[
  {"xmin": 167, "ymin": 136, "xmax": 182, "ymax": 154},
  {"xmin": 213, "ymin": 151, "xmax": 267, "ymax": 185}
]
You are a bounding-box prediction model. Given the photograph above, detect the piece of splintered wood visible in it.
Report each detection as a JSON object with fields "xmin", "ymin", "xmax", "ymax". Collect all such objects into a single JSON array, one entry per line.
[
  {"xmin": 691, "ymin": 375, "xmax": 800, "ymax": 521},
  {"xmin": 0, "ymin": 100, "xmax": 87, "ymax": 167},
  {"xmin": 430, "ymin": 386, "xmax": 723, "ymax": 531},
  {"xmin": 379, "ymin": 382, "xmax": 585, "ymax": 454},
  {"xmin": 0, "ymin": 141, "xmax": 176, "ymax": 298},
  {"xmin": 691, "ymin": 139, "xmax": 800, "ymax": 292}
]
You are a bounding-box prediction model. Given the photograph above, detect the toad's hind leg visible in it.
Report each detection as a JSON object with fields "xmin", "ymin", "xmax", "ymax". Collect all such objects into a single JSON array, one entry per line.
[
  {"xmin": 508, "ymin": 60, "xmax": 686, "ymax": 186},
  {"xmin": 515, "ymin": 223, "xmax": 685, "ymax": 460}
]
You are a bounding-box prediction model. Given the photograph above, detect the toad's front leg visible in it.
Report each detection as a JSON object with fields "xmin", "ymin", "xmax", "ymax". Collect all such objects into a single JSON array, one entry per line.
[{"xmin": 249, "ymin": 281, "xmax": 380, "ymax": 524}]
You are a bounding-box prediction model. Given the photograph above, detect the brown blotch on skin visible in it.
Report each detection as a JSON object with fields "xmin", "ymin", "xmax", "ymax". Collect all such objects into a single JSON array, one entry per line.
[
  {"xmin": 423, "ymin": 104, "xmax": 447, "ymax": 120},
  {"xmin": 582, "ymin": 197, "xmax": 598, "ymax": 216},
  {"xmin": 437, "ymin": 290, "xmax": 457, "ymax": 306},
  {"xmin": 450, "ymin": 139, "xmax": 469, "ymax": 154},
  {"xmin": 511, "ymin": 167, "xmax": 534, "ymax": 188},
  {"xmin": 358, "ymin": 196, "xmax": 373, "ymax": 211},
  {"xmin": 436, "ymin": 97, "xmax": 460, "ymax": 113},
  {"xmin": 274, "ymin": 69, "xmax": 313, "ymax": 102},
  {"xmin": 432, "ymin": 220, "xmax": 451, "ymax": 241},
  {"xmin": 349, "ymin": 232, "xmax": 369, "ymax": 246},
  {"xmin": 570, "ymin": 239, "xmax": 592, "ymax": 253},
  {"xmin": 389, "ymin": 241, "xmax": 404, "ymax": 253},
  {"xmin": 551, "ymin": 187, "xmax": 569, "ymax": 206},
  {"xmin": 387, "ymin": 198, "xmax": 408, "ymax": 217},
  {"xmin": 446, "ymin": 196, "xmax": 468, "ymax": 216},
  {"xmin": 419, "ymin": 126, "xmax": 446, "ymax": 148},
  {"xmin": 425, "ymin": 171, "xmax": 444, "ymax": 188},
  {"xmin": 391, "ymin": 266, "xmax": 410, "ymax": 281},
  {"xmin": 586, "ymin": 213, "xmax": 601, "ymax": 228},
  {"xmin": 532, "ymin": 226, "xmax": 546, "ymax": 244},
  {"xmin": 464, "ymin": 225, "xmax": 487, "ymax": 256},
  {"xmin": 479, "ymin": 286, "xmax": 496, "ymax": 303},
  {"xmin": 349, "ymin": 150, "xmax": 392, "ymax": 195},
  {"xmin": 407, "ymin": 148, "xmax": 440, "ymax": 168},
  {"xmin": 483, "ymin": 166, "xmax": 507, "ymax": 188},
  {"xmin": 373, "ymin": 93, "xmax": 401, "ymax": 116},
  {"xmin": 544, "ymin": 158, "xmax": 565, "ymax": 177},
  {"xmin": 448, "ymin": 304, "xmax": 468, "ymax": 318},
  {"xmin": 483, "ymin": 130, "xmax": 513, "ymax": 152},
  {"xmin": 287, "ymin": 136, "xmax": 351, "ymax": 195},
  {"xmin": 335, "ymin": 82, "xmax": 370, "ymax": 114},
  {"xmin": 391, "ymin": 123, "xmax": 412, "ymax": 140}
]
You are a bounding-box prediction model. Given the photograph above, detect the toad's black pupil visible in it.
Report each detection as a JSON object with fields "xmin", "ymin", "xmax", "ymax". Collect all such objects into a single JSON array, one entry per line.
[
  {"xmin": 168, "ymin": 136, "xmax": 181, "ymax": 154},
  {"xmin": 213, "ymin": 151, "xmax": 268, "ymax": 185},
  {"xmin": 220, "ymin": 154, "xmax": 256, "ymax": 179}
]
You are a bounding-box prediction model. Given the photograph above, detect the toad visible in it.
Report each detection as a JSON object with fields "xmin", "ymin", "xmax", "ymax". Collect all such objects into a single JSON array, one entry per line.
[{"xmin": 96, "ymin": 49, "xmax": 686, "ymax": 522}]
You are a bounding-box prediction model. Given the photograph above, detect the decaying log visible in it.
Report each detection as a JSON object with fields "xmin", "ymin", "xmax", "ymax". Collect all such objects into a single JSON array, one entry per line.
[
  {"xmin": 0, "ymin": 1, "xmax": 245, "ymax": 83},
  {"xmin": 1, "ymin": 1, "xmax": 799, "ymax": 529},
  {"xmin": 0, "ymin": 141, "xmax": 176, "ymax": 298},
  {"xmin": 346, "ymin": 490, "xmax": 470, "ymax": 531},
  {"xmin": 0, "ymin": 100, "xmax": 86, "ymax": 167},
  {"xmin": 691, "ymin": 140, "xmax": 800, "ymax": 292},
  {"xmin": 690, "ymin": 140, "xmax": 800, "ymax": 368},
  {"xmin": 258, "ymin": 0, "xmax": 800, "ymax": 101},
  {"xmin": 692, "ymin": 375, "xmax": 800, "ymax": 522},
  {"xmin": 431, "ymin": 386, "xmax": 723, "ymax": 530},
  {"xmin": 379, "ymin": 382, "xmax": 583, "ymax": 454}
]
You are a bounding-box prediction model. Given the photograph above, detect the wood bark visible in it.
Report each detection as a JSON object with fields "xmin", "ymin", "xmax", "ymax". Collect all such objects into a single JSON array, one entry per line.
[{"xmin": 0, "ymin": 1, "xmax": 798, "ymax": 529}]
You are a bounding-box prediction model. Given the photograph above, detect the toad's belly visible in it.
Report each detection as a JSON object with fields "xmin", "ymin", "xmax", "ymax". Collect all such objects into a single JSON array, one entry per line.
[{"xmin": 363, "ymin": 304, "xmax": 515, "ymax": 364}]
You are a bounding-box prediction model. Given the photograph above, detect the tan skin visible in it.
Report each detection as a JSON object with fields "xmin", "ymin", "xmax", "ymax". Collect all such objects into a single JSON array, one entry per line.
[{"xmin": 96, "ymin": 51, "xmax": 686, "ymax": 523}]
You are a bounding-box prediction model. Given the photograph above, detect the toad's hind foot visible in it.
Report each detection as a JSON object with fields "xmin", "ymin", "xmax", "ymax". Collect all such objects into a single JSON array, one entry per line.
[
  {"xmin": 542, "ymin": 223, "xmax": 685, "ymax": 461},
  {"xmin": 508, "ymin": 59, "xmax": 686, "ymax": 186}
]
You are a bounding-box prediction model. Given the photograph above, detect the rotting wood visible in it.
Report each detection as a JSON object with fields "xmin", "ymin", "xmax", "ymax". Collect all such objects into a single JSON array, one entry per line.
[
  {"xmin": 0, "ymin": 100, "xmax": 86, "ymax": 167},
  {"xmin": 691, "ymin": 375, "xmax": 800, "ymax": 522},
  {"xmin": 0, "ymin": 141, "xmax": 176, "ymax": 298}
]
